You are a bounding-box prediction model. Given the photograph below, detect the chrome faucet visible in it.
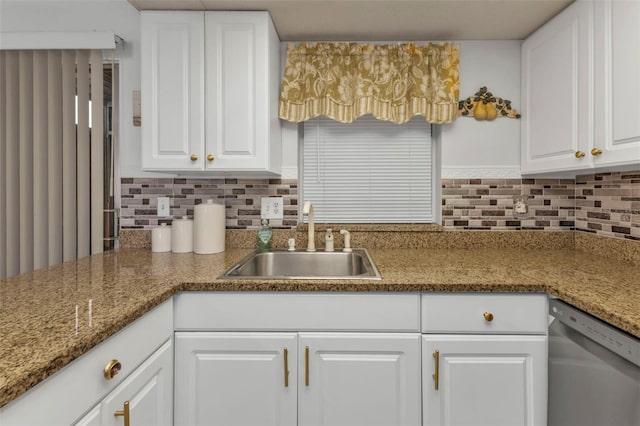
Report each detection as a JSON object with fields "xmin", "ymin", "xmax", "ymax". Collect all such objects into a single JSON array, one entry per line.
[{"xmin": 303, "ymin": 201, "xmax": 315, "ymax": 252}]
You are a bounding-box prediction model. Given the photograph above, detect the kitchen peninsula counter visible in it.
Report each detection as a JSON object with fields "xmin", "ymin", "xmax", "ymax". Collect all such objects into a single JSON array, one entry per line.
[{"xmin": 1, "ymin": 244, "xmax": 639, "ymax": 408}]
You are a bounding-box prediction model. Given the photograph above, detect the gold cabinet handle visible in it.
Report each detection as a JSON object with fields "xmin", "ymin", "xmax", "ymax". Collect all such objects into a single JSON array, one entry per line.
[
  {"xmin": 575, "ymin": 151, "xmax": 585, "ymax": 158},
  {"xmin": 305, "ymin": 346, "xmax": 310, "ymax": 386},
  {"xmin": 591, "ymin": 148, "xmax": 603, "ymax": 156},
  {"xmin": 283, "ymin": 347, "xmax": 289, "ymax": 387},
  {"xmin": 207, "ymin": 154, "xmax": 215, "ymax": 162},
  {"xmin": 104, "ymin": 359, "xmax": 122, "ymax": 380},
  {"xmin": 432, "ymin": 350, "xmax": 439, "ymax": 390},
  {"xmin": 190, "ymin": 154, "xmax": 198, "ymax": 161},
  {"xmin": 483, "ymin": 312, "xmax": 494, "ymax": 322},
  {"xmin": 114, "ymin": 401, "xmax": 130, "ymax": 426}
]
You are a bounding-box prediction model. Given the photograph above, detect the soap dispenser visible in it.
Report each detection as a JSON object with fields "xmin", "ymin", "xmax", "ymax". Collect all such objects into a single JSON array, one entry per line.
[
  {"xmin": 325, "ymin": 229, "xmax": 334, "ymax": 252},
  {"xmin": 257, "ymin": 219, "xmax": 273, "ymax": 251}
]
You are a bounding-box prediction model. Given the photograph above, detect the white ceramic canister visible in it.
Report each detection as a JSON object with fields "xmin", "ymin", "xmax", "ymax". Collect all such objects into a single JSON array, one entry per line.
[
  {"xmin": 194, "ymin": 199, "xmax": 226, "ymax": 254},
  {"xmin": 171, "ymin": 216, "xmax": 194, "ymax": 253},
  {"xmin": 151, "ymin": 223, "xmax": 171, "ymax": 252}
]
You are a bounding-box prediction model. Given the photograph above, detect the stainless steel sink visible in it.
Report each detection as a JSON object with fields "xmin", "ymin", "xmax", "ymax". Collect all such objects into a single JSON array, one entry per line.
[{"xmin": 220, "ymin": 248, "xmax": 381, "ymax": 280}]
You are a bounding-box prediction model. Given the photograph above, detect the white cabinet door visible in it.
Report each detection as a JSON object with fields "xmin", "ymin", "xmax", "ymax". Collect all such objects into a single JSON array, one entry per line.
[
  {"xmin": 299, "ymin": 333, "xmax": 422, "ymax": 426},
  {"xmin": 205, "ymin": 12, "xmax": 281, "ymax": 174},
  {"xmin": 593, "ymin": 0, "xmax": 640, "ymax": 168},
  {"xmin": 422, "ymin": 335, "xmax": 547, "ymax": 426},
  {"xmin": 141, "ymin": 12, "xmax": 205, "ymax": 171},
  {"xmin": 74, "ymin": 339, "xmax": 174, "ymax": 426},
  {"xmin": 521, "ymin": 0, "xmax": 593, "ymax": 175},
  {"xmin": 174, "ymin": 332, "xmax": 297, "ymax": 426}
]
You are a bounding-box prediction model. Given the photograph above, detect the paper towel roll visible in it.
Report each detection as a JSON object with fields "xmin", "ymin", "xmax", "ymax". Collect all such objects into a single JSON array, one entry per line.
[
  {"xmin": 151, "ymin": 223, "xmax": 171, "ymax": 252},
  {"xmin": 171, "ymin": 216, "xmax": 193, "ymax": 253},
  {"xmin": 194, "ymin": 199, "xmax": 226, "ymax": 254}
]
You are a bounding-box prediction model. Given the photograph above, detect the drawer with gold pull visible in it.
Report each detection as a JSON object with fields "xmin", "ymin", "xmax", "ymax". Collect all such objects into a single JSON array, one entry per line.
[{"xmin": 421, "ymin": 293, "xmax": 547, "ymax": 334}]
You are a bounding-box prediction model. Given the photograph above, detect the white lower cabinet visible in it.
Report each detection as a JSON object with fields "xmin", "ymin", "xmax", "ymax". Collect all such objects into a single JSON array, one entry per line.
[
  {"xmin": 174, "ymin": 332, "xmax": 298, "ymax": 426},
  {"xmin": 2, "ymin": 293, "xmax": 549, "ymax": 426},
  {"xmin": 172, "ymin": 292, "xmax": 423, "ymax": 426},
  {"xmin": 75, "ymin": 339, "xmax": 174, "ymax": 426},
  {"xmin": 422, "ymin": 335, "xmax": 547, "ymax": 426},
  {"xmin": 174, "ymin": 331, "xmax": 422, "ymax": 426},
  {"xmin": 421, "ymin": 294, "xmax": 548, "ymax": 426},
  {"xmin": 299, "ymin": 333, "xmax": 421, "ymax": 426}
]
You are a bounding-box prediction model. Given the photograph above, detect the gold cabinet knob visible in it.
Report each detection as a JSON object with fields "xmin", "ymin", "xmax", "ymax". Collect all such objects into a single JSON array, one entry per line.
[
  {"xmin": 190, "ymin": 154, "xmax": 198, "ymax": 161},
  {"xmin": 591, "ymin": 148, "xmax": 603, "ymax": 156},
  {"xmin": 104, "ymin": 359, "xmax": 122, "ymax": 380},
  {"xmin": 575, "ymin": 151, "xmax": 585, "ymax": 158},
  {"xmin": 207, "ymin": 154, "xmax": 215, "ymax": 162},
  {"xmin": 483, "ymin": 312, "xmax": 494, "ymax": 322}
]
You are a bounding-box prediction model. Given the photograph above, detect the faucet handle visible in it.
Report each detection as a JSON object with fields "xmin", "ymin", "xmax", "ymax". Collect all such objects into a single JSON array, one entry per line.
[{"xmin": 340, "ymin": 229, "xmax": 352, "ymax": 252}]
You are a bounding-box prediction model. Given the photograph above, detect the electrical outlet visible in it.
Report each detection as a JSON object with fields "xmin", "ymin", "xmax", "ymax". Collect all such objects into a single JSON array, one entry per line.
[
  {"xmin": 157, "ymin": 197, "xmax": 171, "ymax": 217},
  {"xmin": 261, "ymin": 197, "xmax": 284, "ymax": 219},
  {"xmin": 513, "ymin": 195, "xmax": 529, "ymax": 216}
]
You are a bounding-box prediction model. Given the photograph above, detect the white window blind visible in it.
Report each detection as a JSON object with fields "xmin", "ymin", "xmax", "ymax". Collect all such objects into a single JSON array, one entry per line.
[{"xmin": 302, "ymin": 115, "xmax": 437, "ymax": 223}]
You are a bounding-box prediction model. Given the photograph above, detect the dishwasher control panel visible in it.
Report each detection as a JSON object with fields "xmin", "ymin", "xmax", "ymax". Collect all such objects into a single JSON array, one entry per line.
[{"xmin": 549, "ymin": 299, "xmax": 639, "ymax": 367}]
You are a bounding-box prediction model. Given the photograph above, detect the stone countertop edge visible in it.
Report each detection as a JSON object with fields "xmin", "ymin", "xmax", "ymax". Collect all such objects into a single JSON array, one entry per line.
[{"xmin": 1, "ymin": 243, "xmax": 639, "ymax": 409}]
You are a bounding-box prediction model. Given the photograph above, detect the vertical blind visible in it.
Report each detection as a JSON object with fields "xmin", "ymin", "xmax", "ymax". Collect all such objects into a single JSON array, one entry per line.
[
  {"xmin": 0, "ymin": 49, "xmax": 105, "ymax": 280},
  {"xmin": 302, "ymin": 115, "xmax": 435, "ymax": 223}
]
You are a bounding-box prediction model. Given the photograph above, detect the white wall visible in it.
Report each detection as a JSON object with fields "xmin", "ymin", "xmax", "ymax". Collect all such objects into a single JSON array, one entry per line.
[
  {"xmin": 1, "ymin": 1, "xmax": 522, "ymax": 179},
  {"xmin": 440, "ymin": 40, "xmax": 522, "ymax": 178}
]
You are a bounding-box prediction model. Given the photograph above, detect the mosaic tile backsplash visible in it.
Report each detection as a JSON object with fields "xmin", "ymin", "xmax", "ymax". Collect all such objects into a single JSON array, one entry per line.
[
  {"xmin": 120, "ymin": 178, "xmax": 298, "ymax": 230},
  {"xmin": 575, "ymin": 172, "xmax": 640, "ymax": 241},
  {"xmin": 120, "ymin": 171, "xmax": 640, "ymax": 242}
]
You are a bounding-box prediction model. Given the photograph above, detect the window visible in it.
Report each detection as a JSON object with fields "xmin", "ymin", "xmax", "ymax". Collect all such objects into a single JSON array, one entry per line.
[{"xmin": 300, "ymin": 115, "xmax": 440, "ymax": 223}]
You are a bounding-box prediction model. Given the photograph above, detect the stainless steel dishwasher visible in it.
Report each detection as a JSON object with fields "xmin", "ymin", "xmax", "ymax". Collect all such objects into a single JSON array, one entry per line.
[{"xmin": 548, "ymin": 298, "xmax": 640, "ymax": 426}]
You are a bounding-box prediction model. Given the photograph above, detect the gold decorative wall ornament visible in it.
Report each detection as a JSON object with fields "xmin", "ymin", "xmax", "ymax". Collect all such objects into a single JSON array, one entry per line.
[{"xmin": 458, "ymin": 87, "xmax": 520, "ymax": 121}]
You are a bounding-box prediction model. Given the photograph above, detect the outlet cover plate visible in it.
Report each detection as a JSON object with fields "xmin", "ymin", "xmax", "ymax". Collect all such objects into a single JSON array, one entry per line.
[
  {"xmin": 157, "ymin": 197, "xmax": 171, "ymax": 217},
  {"xmin": 261, "ymin": 197, "xmax": 284, "ymax": 219}
]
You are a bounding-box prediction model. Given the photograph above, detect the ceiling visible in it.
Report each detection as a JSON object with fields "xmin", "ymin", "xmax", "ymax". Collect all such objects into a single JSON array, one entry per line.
[{"xmin": 127, "ymin": 0, "xmax": 574, "ymax": 41}]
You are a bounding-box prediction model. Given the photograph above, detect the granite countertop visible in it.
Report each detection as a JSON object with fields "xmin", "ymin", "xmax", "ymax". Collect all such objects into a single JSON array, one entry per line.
[{"xmin": 1, "ymin": 246, "xmax": 639, "ymax": 408}]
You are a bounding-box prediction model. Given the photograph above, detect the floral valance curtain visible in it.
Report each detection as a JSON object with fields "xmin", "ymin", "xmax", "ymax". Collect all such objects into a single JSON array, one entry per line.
[{"xmin": 279, "ymin": 42, "xmax": 460, "ymax": 124}]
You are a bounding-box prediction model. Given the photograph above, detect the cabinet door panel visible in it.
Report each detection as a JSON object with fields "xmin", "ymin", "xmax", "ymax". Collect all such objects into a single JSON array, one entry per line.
[
  {"xmin": 299, "ymin": 333, "xmax": 421, "ymax": 426},
  {"xmin": 74, "ymin": 339, "xmax": 173, "ymax": 426},
  {"xmin": 205, "ymin": 11, "xmax": 281, "ymax": 173},
  {"xmin": 594, "ymin": 0, "xmax": 640, "ymax": 166},
  {"xmin": 100, "ymin": 339, "xmax": 173, "ymax": 426},
  {"xmin": 74, "ymin": 406, "xmax": 101, "ymax": 426},
  {"xmin": 423, "ymin": 335, "xmax": 547, "ymax": 426},
  {"xmin": 521, "ymin": 1, "xmax": 593, "ymax": 174},
  {"xmin": 174, "ymin": 332, "xmax": 297, "ymax": 426},
  {"xmin": 141, "ymin": 12, "xmax": 205, "ymax": 171},
  {"xmin": 206, "ymin": 13, "xmax": 266, "ymax": 171}
]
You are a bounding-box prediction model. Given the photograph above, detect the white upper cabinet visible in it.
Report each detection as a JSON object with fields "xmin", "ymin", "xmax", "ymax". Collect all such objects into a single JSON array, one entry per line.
[
  {"xmin": 205, "ymin": 12, "xmax": 282, "ymax": 174},
  {"xmin": 521, "ymin": 0, "xmax": 640, "ymax": 175},
  {"xmin": 521, "ymin": 0, "xmax": 593, "ymax": 175},
  {"xmin": 141, "ymin": 12, "xmax": 205, "ymax": 171},
  {"xmin": 593, "ymin": 0, "xmax": 640, "ymax": 168},
  {"xmin": 141, "ymin": 11, "xmax": 282, "ymax": 175}
]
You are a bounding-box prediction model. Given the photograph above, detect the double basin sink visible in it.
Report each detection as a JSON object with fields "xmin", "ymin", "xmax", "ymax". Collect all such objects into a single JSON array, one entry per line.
[{"xmin": 220, "ymin": 248, "xmax": 381, "ymax": 280}]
